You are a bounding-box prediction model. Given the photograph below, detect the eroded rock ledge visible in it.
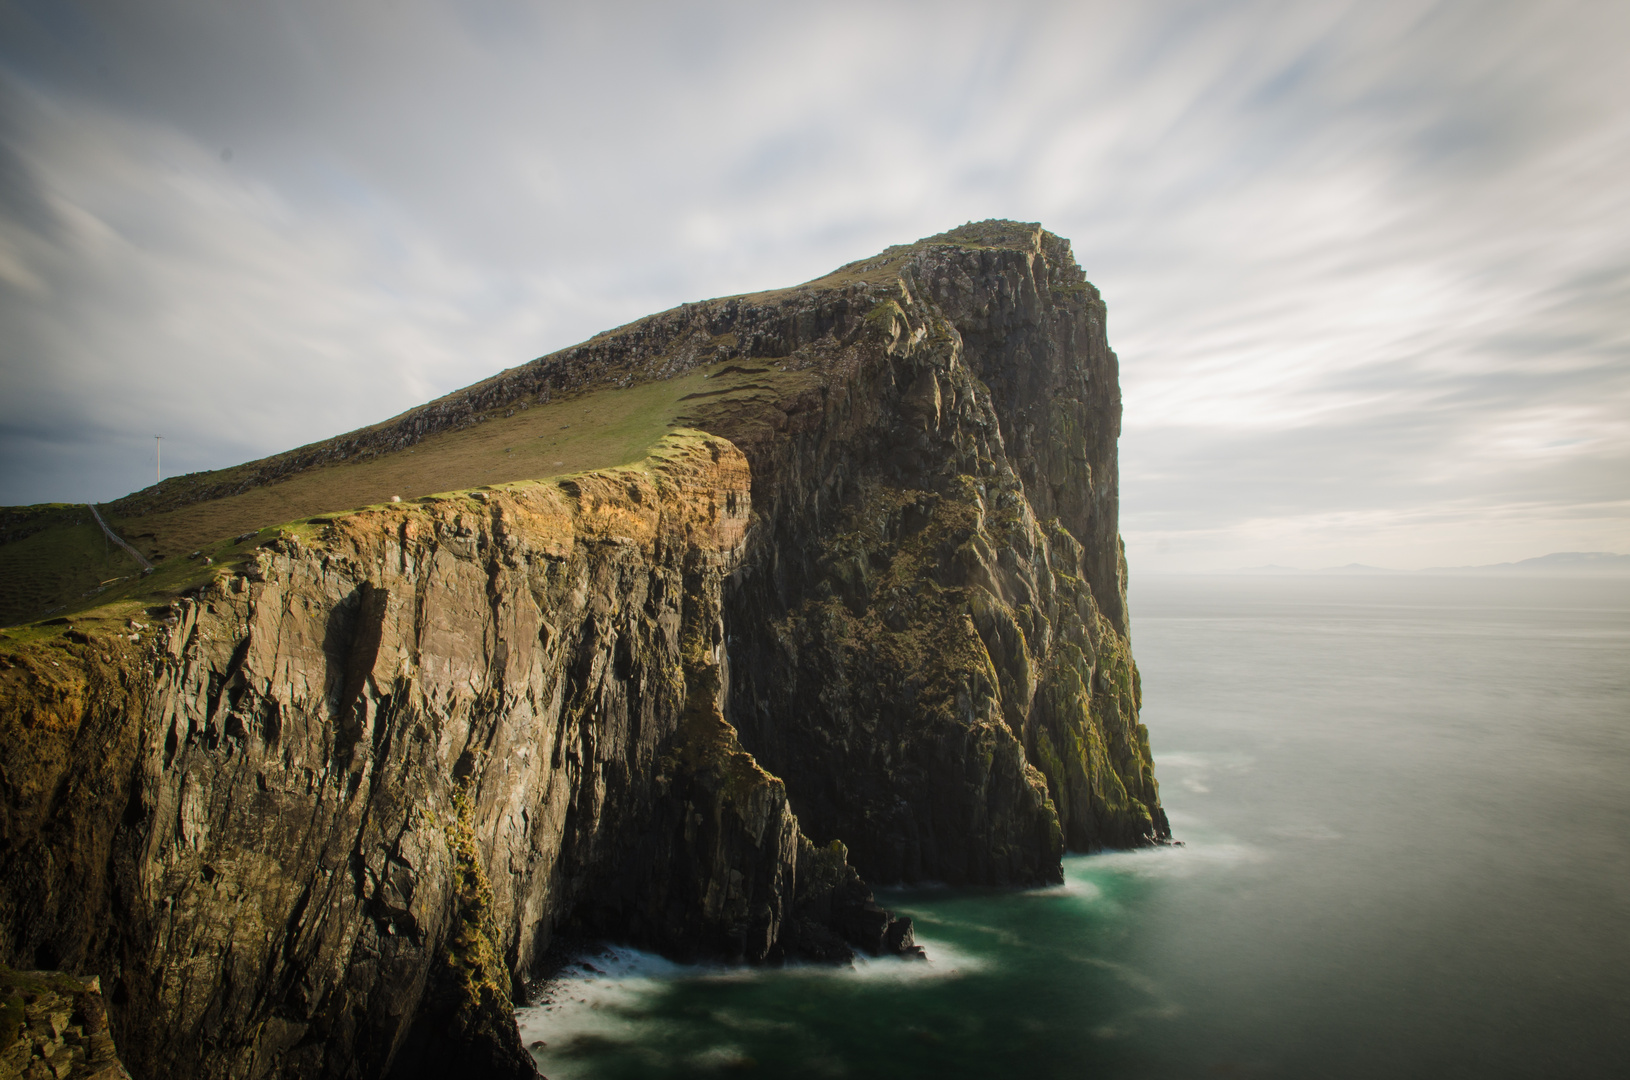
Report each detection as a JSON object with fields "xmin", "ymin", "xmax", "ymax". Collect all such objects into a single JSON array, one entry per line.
[{"xmin": 0, "ymin": 968, "xmax": 131, "ymax": 1080}]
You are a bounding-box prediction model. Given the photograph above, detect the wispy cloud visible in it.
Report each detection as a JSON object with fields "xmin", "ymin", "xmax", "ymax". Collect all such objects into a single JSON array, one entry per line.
[{"xmin": 1, "ymin": 0, "xmax": 1624, "ymax": 569}]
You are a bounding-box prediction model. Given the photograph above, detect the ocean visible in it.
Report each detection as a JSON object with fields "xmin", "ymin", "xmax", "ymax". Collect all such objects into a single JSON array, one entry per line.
[{"xmin": 515, "ymin": 574, "xmax": 1630, "ymax": 1079}]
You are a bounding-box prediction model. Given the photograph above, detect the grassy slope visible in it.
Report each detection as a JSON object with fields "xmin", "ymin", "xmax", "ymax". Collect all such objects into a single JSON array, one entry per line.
[
  {"xmin": 0, "ymin": 219, "xmax": 1047, "ymax": 628},
  {"xmin": 107, "ymin": 359, "xmax": 816, "ymax": 561},
  {"xmin": 0, "ymin": 362, "xmax": 815, "ymax": 627},
  {"xmin": 114, "ymin": 371, "xmax": 690, "ymax": 561},
  {"xmin": 0, "ymin": 507, "xmax": 146, "ymax": 626}
]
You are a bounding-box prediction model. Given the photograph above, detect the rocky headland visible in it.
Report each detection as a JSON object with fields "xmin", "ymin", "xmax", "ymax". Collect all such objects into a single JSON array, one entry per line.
[{"xmin": 0, "ymin": 220, "xmax": 1167, "ymax": 1079}]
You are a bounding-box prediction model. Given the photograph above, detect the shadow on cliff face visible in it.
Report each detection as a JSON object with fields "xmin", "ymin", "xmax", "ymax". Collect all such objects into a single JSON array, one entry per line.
[{"xmin": 323, "ymin": 582, "xmax": 391, "ymax": 785}]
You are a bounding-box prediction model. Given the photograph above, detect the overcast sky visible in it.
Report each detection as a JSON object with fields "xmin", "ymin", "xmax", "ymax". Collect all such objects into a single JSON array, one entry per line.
[{"xmin": 1, "ymin": 0, "xmax": 1625, "ymax": 571}]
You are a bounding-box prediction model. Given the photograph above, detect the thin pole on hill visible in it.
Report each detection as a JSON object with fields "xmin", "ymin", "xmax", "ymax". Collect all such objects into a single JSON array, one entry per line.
[{"xmin": 155, "ymin": 435, "xmax": 162, "ymax": 484}]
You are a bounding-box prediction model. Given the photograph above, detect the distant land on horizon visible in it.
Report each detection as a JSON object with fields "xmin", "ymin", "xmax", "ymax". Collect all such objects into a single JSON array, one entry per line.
[{"xmin": 1210, "ymin": 552, "xmax": 1630, "ymax": 577}]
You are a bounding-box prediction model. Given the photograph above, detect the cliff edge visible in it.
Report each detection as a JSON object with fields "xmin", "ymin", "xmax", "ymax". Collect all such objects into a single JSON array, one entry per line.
[{"xmin": 0, "ymin": 220, "xmax": 1166, "ymax": 1079}]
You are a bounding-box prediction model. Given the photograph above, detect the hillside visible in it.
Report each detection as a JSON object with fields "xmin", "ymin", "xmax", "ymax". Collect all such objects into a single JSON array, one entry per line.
[{"xmin": 0, "ymin": 220, "xmax": 1166, "ymax": 1080}]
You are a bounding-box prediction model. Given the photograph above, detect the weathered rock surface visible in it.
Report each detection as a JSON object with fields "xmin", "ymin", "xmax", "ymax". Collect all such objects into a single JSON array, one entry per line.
[
  {"xmin": 0, "ymin": 968, "xmax": 131, "ymax": 1080},
  {"xmin": 708, "ymin": 223, "xmax": 1169, "ymax": 883},
  {"xmin": 2, "ymin": 434, "xmax": 911, "ymax": 1079},
  {"xmin": 0, "ymin": 221, "xmax": 1161, "ymax": 1079}
]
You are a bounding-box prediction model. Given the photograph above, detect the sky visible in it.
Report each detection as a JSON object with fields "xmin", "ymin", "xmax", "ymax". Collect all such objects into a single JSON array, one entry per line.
[{"xmin": 0, "ymin": 0, "xmax": 1625, "ymax": 573}]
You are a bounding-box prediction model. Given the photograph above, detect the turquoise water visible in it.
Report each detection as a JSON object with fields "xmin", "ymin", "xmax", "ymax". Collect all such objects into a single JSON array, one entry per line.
[{"xmin": 518, "ymin": 575, "xmax": 1630, "ymax": 1078}]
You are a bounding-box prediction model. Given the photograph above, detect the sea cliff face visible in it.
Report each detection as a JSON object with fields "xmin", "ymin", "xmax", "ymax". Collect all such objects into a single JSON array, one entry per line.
[
  {"xmin": 1, "ymin": 436, "xmax": 910, "ymax": 1078},
  {"xmin": 711, "ymin": 227, "xmax": 1166, "ymax": 883},
  {"xmin": 0, "ymin": 221, "xmax": 1165, "ymax": 1079}
]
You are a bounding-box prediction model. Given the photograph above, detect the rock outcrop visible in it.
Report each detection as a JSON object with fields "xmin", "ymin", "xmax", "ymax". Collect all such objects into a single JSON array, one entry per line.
[
  {"xmin": 0, "ymin": 968, "xmax": 131, "ymax": 1079},
  {"xmin": 709, "ymin": 224, "xmax": 1167, "ymax": 883},
  {"xmin": 0, "ymin": 221, "xmax": 1164, "ymax": 1079}
]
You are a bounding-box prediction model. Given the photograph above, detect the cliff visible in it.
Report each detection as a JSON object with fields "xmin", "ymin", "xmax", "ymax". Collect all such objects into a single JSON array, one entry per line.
[{"xmin": 0, "ymin": 220, "xmax": 1167, "ymax": 1079}]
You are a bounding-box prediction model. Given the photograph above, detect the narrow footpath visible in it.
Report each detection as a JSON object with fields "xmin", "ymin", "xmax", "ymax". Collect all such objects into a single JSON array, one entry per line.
[{"xmin": 89, "ymin": 504, "xmax": 153, "ymax": 571}]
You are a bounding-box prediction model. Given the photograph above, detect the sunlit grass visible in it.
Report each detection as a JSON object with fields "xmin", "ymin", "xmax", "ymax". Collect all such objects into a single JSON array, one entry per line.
[{"xmin": 1, "ymin": 360, "xmax": 811, "ymax": 626}]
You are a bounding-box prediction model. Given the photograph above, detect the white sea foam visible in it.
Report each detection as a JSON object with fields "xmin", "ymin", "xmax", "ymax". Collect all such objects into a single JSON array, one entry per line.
[
  {"xmin": 1063, "ymin": 837, "xmax": 1268, "ymax": 882},
  {"xmin": 898, "ymin": 910, "xmax": 1024, "ymax": 947},
  {"xmin": 1154, "ymin": 750, "xmax": 1256, "ymax": 772},
  {"xmin": 759, "ymin": 934, "xmax": 988, "ymax": 982},
  {"xmin": 1061, "ymin": 877, "xmax": 1103, "ymax": 901},
  {"xmin": 515, "ymin": 945, "xmax": 690, "ymax": 1079},
  {"xmin": 864, "ymin": 934, "xmax": 987, "ymax": 978},
  {"xmin": 686, "ymin": 1043, "xmax": 754, "ymax": 1070},
  {"xmin": 516, "ymin": 934, "xmax": 984, "ymax": 1075}
]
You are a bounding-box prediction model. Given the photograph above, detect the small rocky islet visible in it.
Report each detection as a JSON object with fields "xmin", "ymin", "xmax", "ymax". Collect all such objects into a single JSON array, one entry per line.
[{"xmin": 0, "ymin": 220, "xmax": 1167, "ymax": 1079}]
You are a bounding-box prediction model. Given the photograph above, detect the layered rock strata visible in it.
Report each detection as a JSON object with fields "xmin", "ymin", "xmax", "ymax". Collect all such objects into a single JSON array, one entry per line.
[
  {"xmin": 1, "ymin": 435, "xmax": 911, "ymax": 1079},
  {"xmin": 0, "ymin": 220, "xmax": 1166, "ymax": 1079},
  {"xmin": 709, "ymin": 224, "xmax": 1169, "ymax": 883},
  {"xmin": 0, "ymin": 968, "xmax": 131, "ymax": 1080}
]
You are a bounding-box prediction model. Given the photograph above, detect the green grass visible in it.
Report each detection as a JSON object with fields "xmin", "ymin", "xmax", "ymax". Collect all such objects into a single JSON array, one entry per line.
[
  {"xmin": 103, "ymin": 358, "xmax": 812, "ymax": 563},
  {"xmin": 0, "ymin": 506, "xmax": 145, "ymax": 627},
  {"xmin": 0, "ymin": 361, "xmax": 814, "ymax": 627},
  {"xmin": 0, "ymin": 219, "xmax": 1052, "ymax": 629}
]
